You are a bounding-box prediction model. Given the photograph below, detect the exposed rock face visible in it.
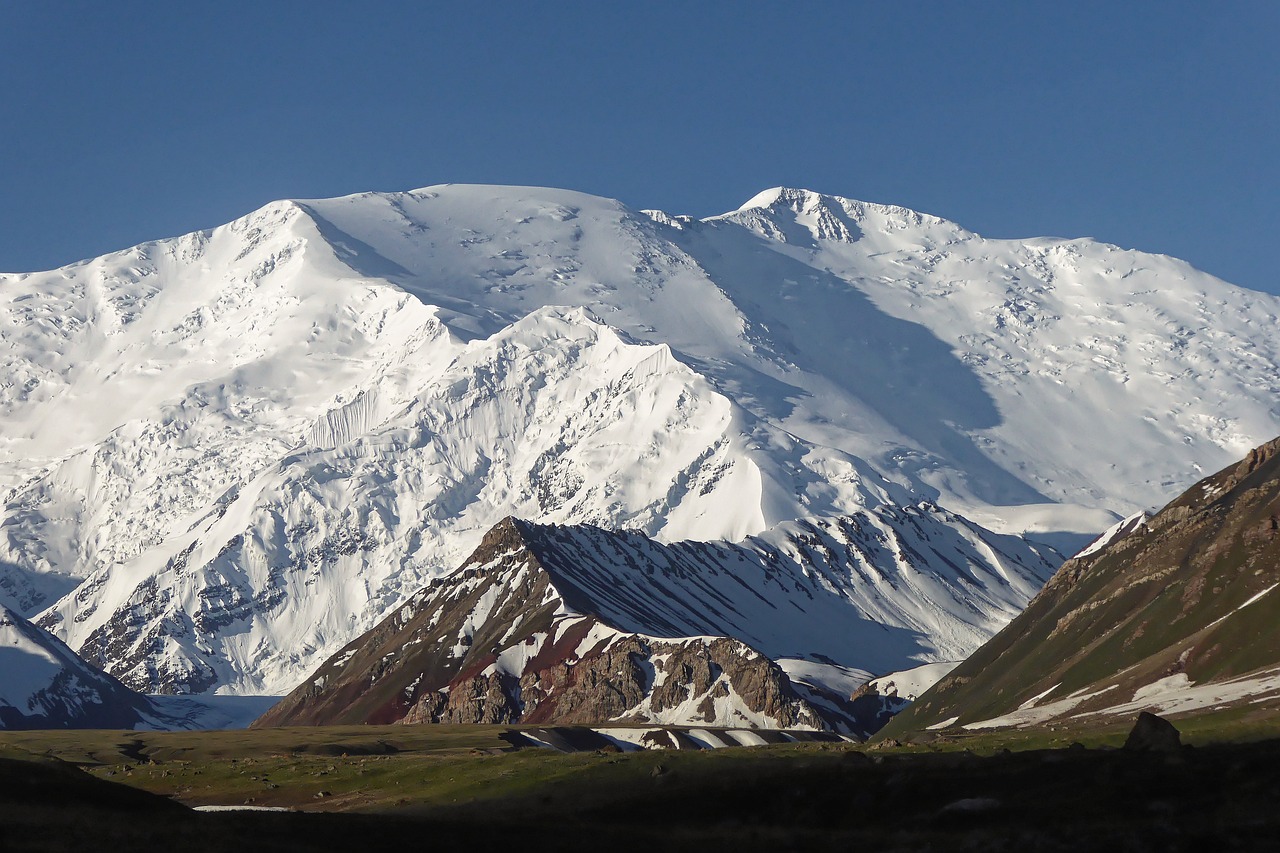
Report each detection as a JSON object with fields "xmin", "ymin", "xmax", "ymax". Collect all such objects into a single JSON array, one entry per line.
[
  {"xmin": 256, "ymin": 516, "xmax": 941, "ymax": 733},
  {"xmin": 845, "ymin": 661, "xmax": 962, "ymax": 732},
  {"xmin": 402, "ymin": 633, "xmax": 819, "ymax": 729},
  {"xmin": 881, "ymin": 436, "xmax": 1280, "ymax": 737},
  {"xmin": 847, "ymin": 682, "xmax": 915, "ymax": 735}
]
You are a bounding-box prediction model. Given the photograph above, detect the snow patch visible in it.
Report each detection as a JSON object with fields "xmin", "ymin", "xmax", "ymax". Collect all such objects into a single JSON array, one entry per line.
[
  {"xmin": 863, "ymin": 661, "xmax": 961, "ymax": 702},
  {"xmin": 964, "ymin": 685, "xmax": 1117, "ymax": 730}
]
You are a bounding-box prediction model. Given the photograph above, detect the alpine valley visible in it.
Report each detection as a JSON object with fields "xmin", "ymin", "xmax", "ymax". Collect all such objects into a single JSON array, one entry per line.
[{"xmin": 3, "ymin": 184, "xmax": 1279, "ymax": 729}]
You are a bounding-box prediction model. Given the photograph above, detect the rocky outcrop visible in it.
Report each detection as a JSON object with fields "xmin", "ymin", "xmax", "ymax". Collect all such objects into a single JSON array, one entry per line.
[
  {"xmin": 256, "ymin": 517, "xmax": 873, "ymax": 733},
  {"xmin": 847, "ymin": 681, "xmax": 915, "ymax": 735},
  {"xmin": 1123, "ymin": 712, "xmax": 1182, "ymax": 752},
  {"xmin": 401, "ymin": 633, "xmax": 824, "ymax": 729}
]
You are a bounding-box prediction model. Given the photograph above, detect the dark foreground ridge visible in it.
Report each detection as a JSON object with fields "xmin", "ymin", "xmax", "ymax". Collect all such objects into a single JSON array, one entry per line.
[{"xmin": 4, "ymin": 720, "xmax": 1280, "ymax": 852}]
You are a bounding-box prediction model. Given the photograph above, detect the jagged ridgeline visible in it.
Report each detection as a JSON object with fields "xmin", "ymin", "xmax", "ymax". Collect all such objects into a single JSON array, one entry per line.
[
  {"xmin": 4, "ymin": 183, "xmax": 1280, "ymax": 698},
  {"xmin": 256, "ymin": 509, "xmax": 1054, "ymax": 734},
  {"xmin": 881, "ymin": 437, "xmax": 1280, "ymax": 737}
]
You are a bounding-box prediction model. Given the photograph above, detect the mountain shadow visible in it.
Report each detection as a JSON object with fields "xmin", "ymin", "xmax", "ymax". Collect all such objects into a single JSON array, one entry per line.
[{"xmin": 678, "ymin": 219, "xmax": 1046, "ymax": 508}]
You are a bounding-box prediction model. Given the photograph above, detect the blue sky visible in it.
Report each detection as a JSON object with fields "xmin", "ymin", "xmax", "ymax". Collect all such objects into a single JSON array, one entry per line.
[{"xmin": 2, "ymin": 1, "xmax": 1277, "ymax": 293}]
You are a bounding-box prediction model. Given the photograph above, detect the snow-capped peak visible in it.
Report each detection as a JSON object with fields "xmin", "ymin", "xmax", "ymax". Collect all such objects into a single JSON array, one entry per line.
[
  {"xmin": 1073, "ymin": 511, "xmax": 1151, "ymax": 559},
  {"xmin": 734, "ymin": 186, "xmax": 795, "ymax": 211},
  {"xmin": 722, "ymin": 186, "xmax": 956, "ymax": 238},
  {"xmin": 2, "ymin": 182, "xmax": 1277, "ymax": 699}
]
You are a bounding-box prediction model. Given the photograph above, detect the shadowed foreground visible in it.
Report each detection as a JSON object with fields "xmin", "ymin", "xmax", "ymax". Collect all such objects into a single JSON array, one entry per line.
[{"xmin": 4, "ymin": 723, "xmax": 1280, "ymax": 852}]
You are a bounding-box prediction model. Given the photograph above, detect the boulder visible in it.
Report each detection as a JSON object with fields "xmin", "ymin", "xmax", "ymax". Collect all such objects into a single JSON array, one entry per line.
[{"xmin": 1123, "ymin": 712, "xmax": 1182, "ymax": 752}]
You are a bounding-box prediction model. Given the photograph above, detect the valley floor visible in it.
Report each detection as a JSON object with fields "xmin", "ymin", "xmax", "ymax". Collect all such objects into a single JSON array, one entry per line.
[{"xmin": 4, "ymin": 721, "xmax": 1280, "ymax": 851}]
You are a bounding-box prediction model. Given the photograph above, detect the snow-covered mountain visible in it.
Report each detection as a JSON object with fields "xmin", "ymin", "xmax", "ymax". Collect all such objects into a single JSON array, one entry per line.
[
  {"xmin": 3, "ymin": 184, "xmax": 1278, "ymax": 695},
  {"xmin": 257, "ymin": 509, "xmax": 1053, "ymax": 733},
  {"xmin": 0, "ymin": 603, "xmax": 248, "ymax": 729},
  {"xmin": 0, "ymin": 602, "xmax": 162, "ymax": 729}
]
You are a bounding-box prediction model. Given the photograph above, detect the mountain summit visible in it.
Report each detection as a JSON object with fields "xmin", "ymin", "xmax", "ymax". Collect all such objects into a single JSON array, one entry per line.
[{"xmin": 2, "ymin": 184, "xmax": 1278, "ymax": 696}]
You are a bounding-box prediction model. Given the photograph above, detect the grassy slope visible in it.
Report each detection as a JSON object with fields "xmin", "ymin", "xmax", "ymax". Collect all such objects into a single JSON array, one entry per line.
[{"xmin": 879, "ymin": 437, "xmax": 1280, "ymax": 739}]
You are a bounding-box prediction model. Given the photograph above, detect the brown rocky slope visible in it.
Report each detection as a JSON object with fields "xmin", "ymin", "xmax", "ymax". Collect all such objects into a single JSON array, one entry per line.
[
  {"xmin": 255, "ymin": 518, "xmax": 861, "ymax": 732},
  {"xmin": 881, "ymin": 436, "xmax": 1280, "ymax": 737}
]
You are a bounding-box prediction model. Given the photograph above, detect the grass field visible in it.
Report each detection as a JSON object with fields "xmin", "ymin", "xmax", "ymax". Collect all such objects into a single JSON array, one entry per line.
[
  {"xmin": 3, "ymin": 710, "xmax": 1280, "ymax": 815},
  {"xmin": 5, "ymin": 718, "xmax": 1280, "ymax": 851}
]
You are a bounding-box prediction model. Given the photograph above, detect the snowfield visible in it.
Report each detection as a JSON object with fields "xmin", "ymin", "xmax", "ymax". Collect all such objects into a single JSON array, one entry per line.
[
  {"xmin": 0, "ymin": 602, "xmax": 155, "ymax": 728},
  {"xmin": 1, "ymin": 184, "xmax": 1278, "ymax": 696}
]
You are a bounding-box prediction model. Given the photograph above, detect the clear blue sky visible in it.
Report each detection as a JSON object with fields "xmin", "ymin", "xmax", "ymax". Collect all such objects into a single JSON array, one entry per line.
[{"xmin": 2, "ymin": 1, "xmax": 1277, "ymax": 293}]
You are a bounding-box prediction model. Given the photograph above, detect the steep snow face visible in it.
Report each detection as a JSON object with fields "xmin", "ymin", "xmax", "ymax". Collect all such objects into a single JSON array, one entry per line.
[
  {"xmin": 712, "ymin": 187, "xmax": 1280, "ymax": 528},
  {"xmin": 47, "ymin": 307, "xmax": 803, "ymax": 693},
  {"xmin": 521, "ymin": 504, "xmax": 1056, "ymax": 674},
  {"xmin": 0, "ymin": 200, "xmax": 453, "ymax": 614},
  {"xmin": 0, "ymin": 602, "xmax": 154, "ymax": 729},
  {"xmin": 1073, "ymin": 511, "xmax": 1150, "ymax": 559},
  {"xmin": 2, "ymin": 183, "xmax": 1279, "ymax": 695}
]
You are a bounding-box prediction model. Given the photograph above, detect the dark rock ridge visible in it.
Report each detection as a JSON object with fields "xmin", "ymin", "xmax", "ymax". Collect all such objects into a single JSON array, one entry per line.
[
  {"xmin": 261, "ymin": 515, "xmax": 1014, "ymax": 734},
  {"xmin": 881, "ymin": 436, "xmax": 1280, "ymax": 737}
]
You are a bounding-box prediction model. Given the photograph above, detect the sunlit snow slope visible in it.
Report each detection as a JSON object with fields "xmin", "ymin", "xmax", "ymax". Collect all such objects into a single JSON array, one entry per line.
[{"xmin": 2, "ymin": 184, "xmax": 1278, "ymax": 694}]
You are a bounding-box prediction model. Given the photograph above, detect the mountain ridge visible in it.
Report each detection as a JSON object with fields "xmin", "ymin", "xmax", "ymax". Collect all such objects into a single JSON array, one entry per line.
[
  {"xmin": 879, "ymin": 435, "xmax": 1280, "ymax": 736},
  {"xmin": 1, "ymin": 602, "xmax": 165, "ymax": 729},
  {"xmin": 256, "ymin": 506, "xmax": 1055, "ymax": 732},
  {"xmin": 2, "ymin": 182, "xmax": 1278, "ymax": 695}
]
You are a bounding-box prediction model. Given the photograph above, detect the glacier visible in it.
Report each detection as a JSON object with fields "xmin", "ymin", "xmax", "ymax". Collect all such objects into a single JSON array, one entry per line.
[{"xmin": 1, "ymin": 183, "xmax": 1277, "ymax": 695}]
